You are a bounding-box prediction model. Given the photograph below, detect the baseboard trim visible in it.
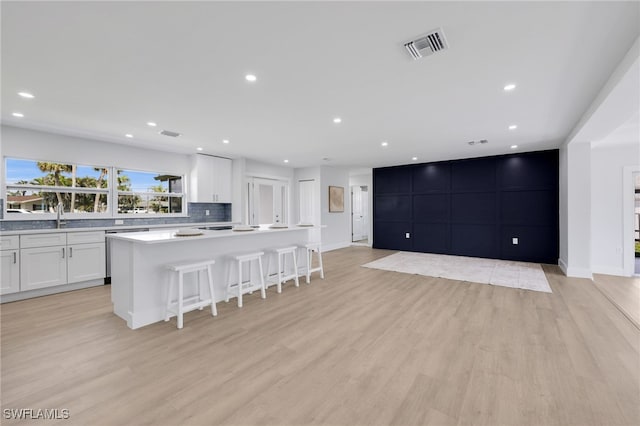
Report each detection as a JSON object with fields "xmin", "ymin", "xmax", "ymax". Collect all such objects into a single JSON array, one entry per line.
[
  {"xmin": 566, "ymin": 267, "xmax": 593, "ymax": 279},
  {"xmin": 322, "ymin": 241, "xmax": 352, "ymax": 252},
  {"xmin": 1, "ymin": 279, "xmax": 106, "ymax": 303},
  {"xmin": 558, "ymin": 258, "xmax": 568, "ymax": 275},
  {"xmin": 592, "ymin": 266, "xmax": 627, "ymax": 277}
]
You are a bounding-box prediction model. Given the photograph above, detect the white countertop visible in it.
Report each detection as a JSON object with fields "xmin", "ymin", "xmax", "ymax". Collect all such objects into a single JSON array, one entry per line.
[
  {"xmin": 107, "ymin": 225, "xmax": 319, "ymax": 244},
  {"xmin": 0, "ymin": 221, "xmax": 237, "ymax": 236}
]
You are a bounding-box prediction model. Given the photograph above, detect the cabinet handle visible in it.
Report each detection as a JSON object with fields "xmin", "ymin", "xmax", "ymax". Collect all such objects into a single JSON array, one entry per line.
[
  {"xmin": 62, "ymin": 248, "xmax": 65, "ymax": 259},
  {"xmin": 13, "ymin": 252, "xmax": 16, "ymax": 264},
  {"xmin": 69, "ymin": 247, "xmax": 73, "ymax": 258}
]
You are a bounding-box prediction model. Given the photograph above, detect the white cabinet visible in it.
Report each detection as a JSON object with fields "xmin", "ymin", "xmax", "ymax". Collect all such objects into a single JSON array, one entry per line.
[
  {"xmin": 19, "ymin": 231, "xmax": 105, "ymax": 291},
  {"xmin": 190, "ymin": 154, "xmax": 232, "ymax": 203},
  {"xmin": 67, "ymin": 231, "xmax": 106, "ymax": 284},
  {"xmin": 212, "ymin": 156, "xmax": 232, "ymax": 203},
  {"xmin": 68, "ymin": 242, "xmax": 105, "ymax": 283},
  {"xmin": 1, "ymin": 235, "xmax": 20, "ymax": 295},
  {"xmin": 20, "ymin": 245, "xmax": 68, "ymax": 291}
]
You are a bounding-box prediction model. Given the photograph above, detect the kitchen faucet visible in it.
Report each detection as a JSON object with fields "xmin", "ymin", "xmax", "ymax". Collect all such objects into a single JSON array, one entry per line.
[{"xmin": 56, "ymin": 202, "xmax": 67, "ymax": 229}]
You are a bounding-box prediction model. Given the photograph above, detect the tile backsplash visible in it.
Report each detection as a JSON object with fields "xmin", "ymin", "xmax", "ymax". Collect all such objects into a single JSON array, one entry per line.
[{"xmin": 0, "ymin": 201, "xmax": 231, "ymax": 231}]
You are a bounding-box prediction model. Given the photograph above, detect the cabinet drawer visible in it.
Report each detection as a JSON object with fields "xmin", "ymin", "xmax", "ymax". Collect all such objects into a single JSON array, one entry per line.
[
  {"xmin": 0, "ymin": 235, "xmax": 19, "ymax": 250},
  {"xmin": 67, "ymin": 231, "xmax": 105, "ymax": 245},
  {"xmin": 20, "ymin": 233, "xmax": 67, "ymax": 248}
]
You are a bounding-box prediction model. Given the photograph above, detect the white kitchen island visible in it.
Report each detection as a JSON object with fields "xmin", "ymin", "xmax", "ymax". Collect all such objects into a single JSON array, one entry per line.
[{"xmin": 108, "ymin": 225, "xmax": 318, "ymax": 329}]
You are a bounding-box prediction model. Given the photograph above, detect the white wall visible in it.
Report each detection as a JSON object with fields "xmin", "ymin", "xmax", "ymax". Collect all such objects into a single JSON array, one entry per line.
[
  {"xmin": 560, "ymin": 37, "xmax": 639, "ymax": 278},
  {"xmin": 558, "ymin": 145, "xmax": 569, "ymax": 269},
  {"xmin": 320, "ymin": 166, "xmax": 351, "ymax": 251},
  {"xmin": 591, "ymin": 141, "xmax": 640, "ymax": 275},
  {"xmin": 1, "ymin": 125, "xmax": 190, "ymax": 178},
  {"xmin": 563, "ymin": 142, "xmax": 593, "ymax": 278},
  {"xmin": 231, "ymin": 158, "xmax": 246, "ymax": 223}
]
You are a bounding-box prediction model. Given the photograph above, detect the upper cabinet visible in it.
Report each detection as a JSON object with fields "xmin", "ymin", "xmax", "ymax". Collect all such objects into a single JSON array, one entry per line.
[
  {"xmin": 211, "ymin": 156, "xmax": 232, "ymax": 203},
  {"xmin": 190, "ymin": 154, "xmax": 232, "ymax": 203}
]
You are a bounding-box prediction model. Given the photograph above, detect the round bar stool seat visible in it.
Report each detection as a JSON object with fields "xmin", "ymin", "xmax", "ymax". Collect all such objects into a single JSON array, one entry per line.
[
  {"xmin": 265, "ymin": 246, "xmax": 300, "ymax": 293},
  {"xmin": 164, "ymin": 259, "xmax": 217, "ymax": 329},
  {"xmin": 300, "ymin": 242, "xmax": 324, "ymax": 284},
  {"xmin": 225, "ymin": 251, "xmax": 266, "ymax": 308}
]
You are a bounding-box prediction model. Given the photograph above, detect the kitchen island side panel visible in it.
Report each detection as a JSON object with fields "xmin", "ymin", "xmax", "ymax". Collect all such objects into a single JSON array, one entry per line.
[{"xmin": 110, "ymin": 228, "xmax": 313, "ymax": 329}]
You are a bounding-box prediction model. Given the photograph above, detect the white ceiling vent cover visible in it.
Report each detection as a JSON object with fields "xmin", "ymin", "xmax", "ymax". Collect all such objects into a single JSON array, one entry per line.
[{"xmin": 404, "ymin": 28, "xmax": 449, "ymax": 60}]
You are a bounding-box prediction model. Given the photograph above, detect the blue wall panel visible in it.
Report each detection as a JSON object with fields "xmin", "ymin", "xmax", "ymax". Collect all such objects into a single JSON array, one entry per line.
[{"xmin": 373, "ymin": 149, "xmax": 558, "ymax": 264}]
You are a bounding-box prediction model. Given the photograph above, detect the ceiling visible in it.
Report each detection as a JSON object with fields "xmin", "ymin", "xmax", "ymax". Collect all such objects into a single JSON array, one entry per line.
[{"xmin": 2, "ymin": 1, "xmax": 639, "ymax": 168}]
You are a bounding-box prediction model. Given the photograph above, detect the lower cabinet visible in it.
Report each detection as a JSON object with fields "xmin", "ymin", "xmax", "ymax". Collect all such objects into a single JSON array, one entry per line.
[
  {"xmin": 20, "ymin": 245, "xmax": 68, "ymax": 291},
  {"xmin": 18, "ymin": 231, "xmax": 106, "ymax": 292},
  {"xmin": 0, "ymin": 250, "xmax": 20, "ymax": 295},
  {"xmin": 67, "ymin": 242, "xmax": 105, "ymax": 283}
]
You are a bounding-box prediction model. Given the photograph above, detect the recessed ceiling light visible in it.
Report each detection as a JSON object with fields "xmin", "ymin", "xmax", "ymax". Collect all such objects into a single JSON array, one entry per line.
[
  {"xmin": 196, "ymin": 147, "xmax": 203, "ymax": 151},
  {"xmin": 147, "ymin": 121, "xmax": 157, "ymax": 127},
  {"xmin": 510, "ymin": 145, "xmax": 518, "ymax": 149},
  {"xmin": 283, "ymin": 159, "xmax": 289, "ymax": 163},
  {"xmin": 18, "ymin": 92, "xmax": 34, "ymax": 99},
  {"xmin": 504, "ymin": 83, "xmax": 516, "ymax": 91},
  {"xmin": 412, "ymin": 157, "xmax": 418, "ymax": 161},
  {"xmin": 333, "ymin": 117, "xmax": 342, "ymax": 124},
  {"xmin": 125, "ymin": 134, "xmax": 133, "ymax": 138},
  {"xmin": 12, "ymin": 112, "xmax": 24, "ymax": 118},
  {"xmin": 222, "ymin": 139, "xmax": 230, "ymax": 144},
  {"xmin": 508, "ymin": 124, "xmax": 518, "ymax": 130},
  {"xmin": 381, "ymin": 141, "xmax": 388, "ymax": 147},
  {"xmin": 245, "ymin": 74, "xmax": 257, "ymax": 82}
]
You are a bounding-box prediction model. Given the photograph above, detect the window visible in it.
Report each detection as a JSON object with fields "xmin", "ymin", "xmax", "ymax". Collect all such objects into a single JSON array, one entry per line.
[
  {"xmin": 116, "ymin": 169, "xmax": 184, "ymax": 214},
  {"xmin": 4, "ymin": 158, "xmax": 186, "ymax": 217},
  {"xmin": 5, "ymin": 159, "xmax": 109, "ymax": 214}
]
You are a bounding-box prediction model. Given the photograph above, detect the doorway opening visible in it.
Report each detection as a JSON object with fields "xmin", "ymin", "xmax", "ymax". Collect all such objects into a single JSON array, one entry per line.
[
  {"xmin": 351, "ymin": 185, "xmax": 369, "ymax": 244},
  {"xmin": 246, "ymin": 177, "xmax": 289, "ymax": 225}
]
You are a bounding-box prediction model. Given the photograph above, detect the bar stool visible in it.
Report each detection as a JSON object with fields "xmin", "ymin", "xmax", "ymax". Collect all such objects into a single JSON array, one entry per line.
[
  {"xmin": 301, "ymin": 242, "xmax": 324, "ymax": 284},
  {"xmin": 164, "ymin": 259, "xmax": 217, "ymax": 329},
  {"xmin": 225, "ymin": 252, "xmax": 266, "ymax": 307},
  {"xmin": 265, "ymin": 246, "xmax": 299, "ymax": 293}
]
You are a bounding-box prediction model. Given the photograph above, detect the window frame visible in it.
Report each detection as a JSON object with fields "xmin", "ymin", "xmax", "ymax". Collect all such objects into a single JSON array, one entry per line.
[{"xmin": 3, "ymin": 157, "xmax": 188, "ymax": 220}]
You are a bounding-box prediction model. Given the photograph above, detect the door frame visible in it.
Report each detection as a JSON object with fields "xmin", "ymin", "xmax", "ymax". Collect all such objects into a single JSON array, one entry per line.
[
  {"xmin": 245, "ymin": 174, "xmax": 291, "ymax": 225},
  {"xmin": 623, "ymin": 165, "xmax": 640, "ymax": 276},
  {"xmin": 350, "ymin": 184, "xmax": 371, "ymax": 246}
]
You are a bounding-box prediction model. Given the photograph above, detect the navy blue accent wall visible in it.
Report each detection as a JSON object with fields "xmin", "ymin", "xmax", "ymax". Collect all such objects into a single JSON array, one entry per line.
[{"xmin": 373, "ymin": 150, "xmax": 559, "ymax": 264}]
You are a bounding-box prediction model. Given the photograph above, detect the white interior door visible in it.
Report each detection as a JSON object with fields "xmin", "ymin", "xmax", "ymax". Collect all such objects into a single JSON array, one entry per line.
[
  {"xmin": 352, "ymin": 185, "xmax": 365, "ymax": 242},
  {"xmin": 298, "ymin": 180, "xmax": 316, "ymax": 225}
]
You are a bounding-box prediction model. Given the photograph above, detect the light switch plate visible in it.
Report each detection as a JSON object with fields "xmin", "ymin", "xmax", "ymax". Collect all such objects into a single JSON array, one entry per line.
[
  {"xmin": 205, "ymin": 210, "xmax": 210, "ymax": 216},
  {"xmin": 512, "ymin": 237, "xmax": 518, "ymax": 245},
  {"xmin": 405, "ymin": 232, "xmax": 411, "ymax": 239}
]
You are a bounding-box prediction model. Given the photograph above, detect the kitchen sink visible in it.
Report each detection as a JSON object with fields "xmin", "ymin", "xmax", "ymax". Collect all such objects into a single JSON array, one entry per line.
[{"xmin": 197, "ymin": 226, "xmax": 233, "ymax": 231}]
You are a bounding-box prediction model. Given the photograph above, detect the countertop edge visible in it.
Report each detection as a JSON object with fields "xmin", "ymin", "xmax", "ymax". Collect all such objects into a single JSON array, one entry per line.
[
  {"xmin": 0, "ymin": 222, "xmax": 239, "ymax": 236},
  {"xmin": 108, "ymin": 226, "xmax": 322, "ymax": 244}
]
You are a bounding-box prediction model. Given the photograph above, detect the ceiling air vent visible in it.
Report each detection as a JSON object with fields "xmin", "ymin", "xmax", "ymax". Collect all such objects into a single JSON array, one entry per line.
[
  {"xmin": 404, "ymin": 28, "xmax": 448, "ymax": 60},
  {"xmin": 159, "ymin": 129, "xmax": 181, "ymax": 137}
]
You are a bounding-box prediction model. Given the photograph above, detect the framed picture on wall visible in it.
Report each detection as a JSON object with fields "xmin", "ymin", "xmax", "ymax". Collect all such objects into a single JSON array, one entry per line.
[{"xmin": 329, "ymin": 186, "xmax": 344, "ymax": 212}]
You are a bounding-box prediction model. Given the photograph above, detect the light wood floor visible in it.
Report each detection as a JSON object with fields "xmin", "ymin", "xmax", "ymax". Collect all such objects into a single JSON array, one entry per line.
[
  {"xmin": 1, "ymin": 247, "xmax": 639, "ymax": 426},
  {"xmin": 592, "ymin": 273, "xmax": 640, "ymax": 329}
]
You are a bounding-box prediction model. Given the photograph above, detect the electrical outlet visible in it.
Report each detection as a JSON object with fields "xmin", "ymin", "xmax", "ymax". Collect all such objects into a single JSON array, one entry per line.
[
  {"xmin": 205, "ymin": 210, "xmax": 210, "ymax": 216},
  {"xmin": 405, "ymin": 232, "xmax": 411, "ymax": 239},
  {"xmin": 115, "ymin": 219, "xmax": 124, "ymax": 225},
  {"xmin": 512, "ymin": 237, "xmax": 518, "ymax": 245}
]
